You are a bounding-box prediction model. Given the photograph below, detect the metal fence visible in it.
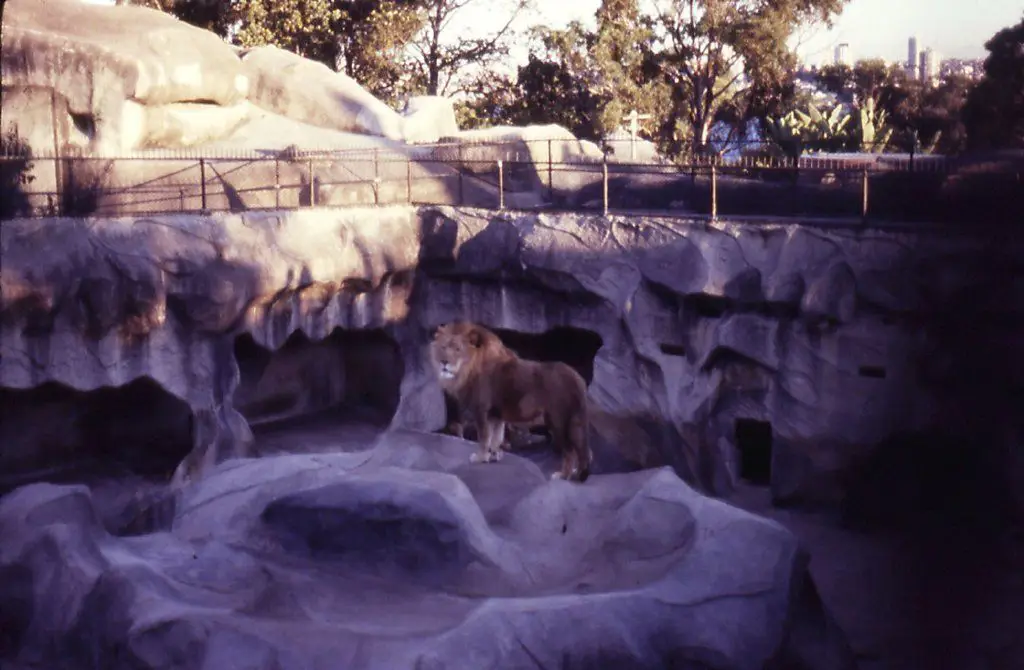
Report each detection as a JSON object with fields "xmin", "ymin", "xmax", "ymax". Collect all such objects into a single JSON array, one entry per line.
[{"xmin": 1, "ymin": 139, "xmax": 1021, "ymax": 225}]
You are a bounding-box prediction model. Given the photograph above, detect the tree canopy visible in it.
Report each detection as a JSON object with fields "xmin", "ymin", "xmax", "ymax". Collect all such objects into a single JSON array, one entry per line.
[
  {"xmin": 139, "ymin": 0, "xmax": 1022, "ymax": 157},
  {"xmin": 963, "ymin": 16, "xmax": 1024, "ymax": 150}
]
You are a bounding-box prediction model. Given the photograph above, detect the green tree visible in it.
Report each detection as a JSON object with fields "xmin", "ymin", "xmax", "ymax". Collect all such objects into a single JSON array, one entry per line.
[
  {"xmin": 963, "ymin": 16, "xmax": 1024, "ymax": 150},
  {"xmin": 232, "ymin": 0, "xmax": 343, "ymax": 66},
  {"xmin": 646, "ymin": 0, "xmax": 848, "ymax": 158},
  {"xmin": 114, "ymin": 0, "xmax": 236, "ymax": 34},
  {"xmin": 334, "ymin": 0, "xmax": 425, "ymax": 102},
  {"xmin": 589, "ymin": 0, "xmax": 664, "ymax": 137}
]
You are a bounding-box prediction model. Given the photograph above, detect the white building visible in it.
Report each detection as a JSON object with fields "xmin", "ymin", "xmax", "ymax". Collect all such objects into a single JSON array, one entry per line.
[
  {"xmin": 834, "ymin": 43, "xmax": 851, "ymax": 66},
  {"xmin": 907, "ymin": 36, "xmax": 918, "ymax": 79},
  {"xmin": 919, "ymin": 47, "xmax": 939, "ymax": 83}
]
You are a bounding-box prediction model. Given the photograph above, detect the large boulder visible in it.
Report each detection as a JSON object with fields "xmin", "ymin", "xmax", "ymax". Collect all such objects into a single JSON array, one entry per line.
[
  {"xmin": 0, "ymin": 432, "xmax": 855, "ymax": 670},
  {"xmin": 1, "ymin": 0, "xmax": 249, "ymax": 154},
  {"xmin": 240, "ymin": 46, "xmax": 410, "ymax": 142}
]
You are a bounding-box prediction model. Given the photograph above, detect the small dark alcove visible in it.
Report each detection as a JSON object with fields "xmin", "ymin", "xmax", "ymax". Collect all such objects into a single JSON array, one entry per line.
[{"xmin": 735, "ymin": 418, "xmax": 774, "ymax": 486}]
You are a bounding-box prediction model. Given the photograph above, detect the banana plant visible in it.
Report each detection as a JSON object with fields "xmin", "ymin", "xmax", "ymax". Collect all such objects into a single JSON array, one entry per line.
[
  {"xmin": 855, "ymin": 96, "xmax": 894, "ymax": 153},
  {"xmin": 766, "ymin": 103, "xmax": 852, "ymax": 159}
]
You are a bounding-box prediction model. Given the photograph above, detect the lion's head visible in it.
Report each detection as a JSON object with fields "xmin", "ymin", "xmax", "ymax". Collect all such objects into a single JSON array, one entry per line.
[
  {"xmin": 429, "ymin": 321, "xmax": 510, "ymax": 386},
  {"xmin": 430, "ymin": 322, "xmax": 483, "ymax": 382}
]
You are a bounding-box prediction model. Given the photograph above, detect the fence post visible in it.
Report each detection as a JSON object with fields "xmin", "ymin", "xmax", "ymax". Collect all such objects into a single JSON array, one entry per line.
[
  {"xmin": 199, "ymin": 158, "xmax": 207, "ymax": 212},
  {"xmin": 497, "ymin": 159, "xmax": 504, "ymax": 210},
  {"xmin": 547, "ymin": 138, "xmax": 554, "ymax": 202},
  {"xmin": 50, "ymin": 89, "xmax": 64, "ymax": 217},
  {"xmin": 407, "ymin": 159, "xmax": 413, "ymax": 203},
  {"xmin": 458, "ymin": 163, "xmax": 464, "ymax": 206},
  {"xmin": 710, "ymin": 162, "xmax": 718, "ymax": 219},
  {"xmin": 861, "ymin": 167, "xmax": 869, "ymax": 222},
  {"xmin": 274, "ymin": 158, "xmax": 280, "ymax": 209},
  {"xmin": 307, "ymin": 159, "xmax": 315, "ymax": 207},
  {"xmin": 602, "ymin": 155, "xmax": 609, "ymax": 217},
  {"xmin": 373, "ymin": 149, "xmax": 380, "ymax": 205}
]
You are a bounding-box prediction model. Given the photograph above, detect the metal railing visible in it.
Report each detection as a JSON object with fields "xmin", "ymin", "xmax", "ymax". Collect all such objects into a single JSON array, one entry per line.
[{"xmin": 1, "ymin": 140, "xmax": 1020, "ymax": 225}]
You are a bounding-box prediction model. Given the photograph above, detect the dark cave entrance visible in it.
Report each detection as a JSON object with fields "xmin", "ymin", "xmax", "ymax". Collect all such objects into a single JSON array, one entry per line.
[
  {"xmin": 0, "ymin": 378, "xmax": 194, "ymax": 492},
  {"xmin": 491, "ymin": 326, "xmax": 603, "ymax": 385},
  {"xmin": 735, "ymin": 418, "xmax": 773, "ymax": 486},
  {"xmin": 233, "ymin": 327, "xmax": 404, "ymax": 437}
]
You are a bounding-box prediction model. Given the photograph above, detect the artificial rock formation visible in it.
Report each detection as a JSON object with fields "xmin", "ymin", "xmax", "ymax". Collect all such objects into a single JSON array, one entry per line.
[
  {"xmin": 2, "ymin": 205, "xmax": 1022, "ymax": 519},
  {"xmin": 0, "ymin": 0, "xmax": 601, "ymax": 216},
  {"xmin": 0, "ymin": 431, "xmax": 854, "ymax": 670}
]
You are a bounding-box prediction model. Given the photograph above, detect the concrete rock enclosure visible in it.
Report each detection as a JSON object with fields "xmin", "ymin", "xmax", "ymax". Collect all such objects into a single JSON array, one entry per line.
[
  {"xmin": 1, "ymin": 0, "xmax": 603, "ymax": 217},
  {"xmin": 2, "ymin": 206, "xmax": 1022, "ymax": 519},
  {"xmin": 0, "ymin": 436, "xmax": 855, "ymax": 669}
]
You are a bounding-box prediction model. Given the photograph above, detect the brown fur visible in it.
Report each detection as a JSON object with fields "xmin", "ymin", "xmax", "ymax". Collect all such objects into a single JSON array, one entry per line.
[{"xmin": 430, "ymin": 321, "xmax": 592, "ymax": 482}]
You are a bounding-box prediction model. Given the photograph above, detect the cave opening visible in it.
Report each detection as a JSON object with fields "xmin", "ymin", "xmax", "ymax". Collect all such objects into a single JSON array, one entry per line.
[
  {"xmin": 233, "ymin": 328, "xmax": 404, "ymax": 451},
  {"xmin": 491, "ymin": 326, "xmax": 603, "ymax": 385},
  {"xmin": 0, "ymin": 378, "xmax": 194, "ymax": 492},
  {"xmin": 735, "ymin": 418, "xmax": 773, "ymax": 486}
]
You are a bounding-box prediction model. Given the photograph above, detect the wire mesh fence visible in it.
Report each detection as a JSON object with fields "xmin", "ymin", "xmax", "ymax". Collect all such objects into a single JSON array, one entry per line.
[{"xmin": 1, "ymin": 138, "xmax": 1021, "ymax": 225}]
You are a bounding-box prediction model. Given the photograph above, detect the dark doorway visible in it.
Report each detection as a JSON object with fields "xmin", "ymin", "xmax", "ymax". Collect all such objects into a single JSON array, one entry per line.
[{"xmin": 735, "ymin": 419, "xmax": 773, "ymax": 485}]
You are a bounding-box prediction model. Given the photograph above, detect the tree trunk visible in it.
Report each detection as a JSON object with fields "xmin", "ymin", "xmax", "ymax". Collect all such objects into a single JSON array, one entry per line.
[{"xmin": 691, "ymin": 116, "xmax": 712, "ymax": 158}]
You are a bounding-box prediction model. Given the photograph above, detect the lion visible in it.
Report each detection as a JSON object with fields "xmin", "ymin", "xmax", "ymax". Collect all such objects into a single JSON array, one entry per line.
[
  {"xmin": 430, "ymin": 321, "xmax": 592, "ymax": 482},
  {"xmin": 441, "ymin": 390, "xmax": 543, "ymax": 450}
]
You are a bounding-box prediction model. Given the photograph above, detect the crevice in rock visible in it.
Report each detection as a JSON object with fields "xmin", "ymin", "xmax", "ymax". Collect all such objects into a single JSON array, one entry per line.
[{"xmin": 857, "ymin": 365, "xmax": 887, "ymax": 379}]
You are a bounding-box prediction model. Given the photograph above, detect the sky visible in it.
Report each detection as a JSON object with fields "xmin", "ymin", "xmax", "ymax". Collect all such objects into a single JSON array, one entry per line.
[
  {"xmin": 531, "ymin": 0, "xmax": 1023, "ymax": 66},
  {"xmin": 80, "ymin": 0, "xmax": 1022, "ymax": 67}
]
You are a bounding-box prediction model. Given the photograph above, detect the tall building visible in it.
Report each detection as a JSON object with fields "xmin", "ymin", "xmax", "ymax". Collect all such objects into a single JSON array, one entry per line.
[
  {"xmin": 834, "ymin": 42, "xmax": 850, "ymax": 66},
  {"xmin": 919, "ymin": 47, "xmax": 939, "ymax": 83},
  {"xmin": 907, "ymin": 36, "xmax": 919, "ymax": 79}
]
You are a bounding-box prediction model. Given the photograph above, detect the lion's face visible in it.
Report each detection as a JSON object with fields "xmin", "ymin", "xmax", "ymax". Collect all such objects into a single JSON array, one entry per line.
[{"xmin": 431, "ymin": 324, "xmax": 479, "ymax": 382}]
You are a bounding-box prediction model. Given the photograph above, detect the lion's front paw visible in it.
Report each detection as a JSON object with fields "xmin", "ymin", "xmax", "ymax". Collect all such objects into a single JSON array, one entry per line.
[
  {"xmin": 550, "ymin": 472, "xmax": 565, "ymax": 480},
  {"xmin": 490, "ymin": 449, "xmax": 504, "ymax": 462},
  {"xmin": 470, "ymin": 452, "xmax": 484, "ymax": 463}
]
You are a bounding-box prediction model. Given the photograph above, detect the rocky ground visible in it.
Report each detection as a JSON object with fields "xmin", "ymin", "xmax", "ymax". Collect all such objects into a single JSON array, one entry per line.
[
  {"xmin": 0, "ymin": 414, "xmax": 858, "ymax": 670},
  {"xmin": 3, "ymin": 412, "xmax": 1019, "ymax": 669}
]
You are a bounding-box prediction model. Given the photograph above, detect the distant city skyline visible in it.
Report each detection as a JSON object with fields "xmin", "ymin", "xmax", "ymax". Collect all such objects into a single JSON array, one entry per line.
[{"xmin": 787, "ymin": 0, "xmax": 1022, "ymax": 66}]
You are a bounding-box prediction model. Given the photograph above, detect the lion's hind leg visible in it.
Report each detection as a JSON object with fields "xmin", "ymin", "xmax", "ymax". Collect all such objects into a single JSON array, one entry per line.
[{"xmin": 549, "ymin": 412, "xmax": 590, "ymax": 482}]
